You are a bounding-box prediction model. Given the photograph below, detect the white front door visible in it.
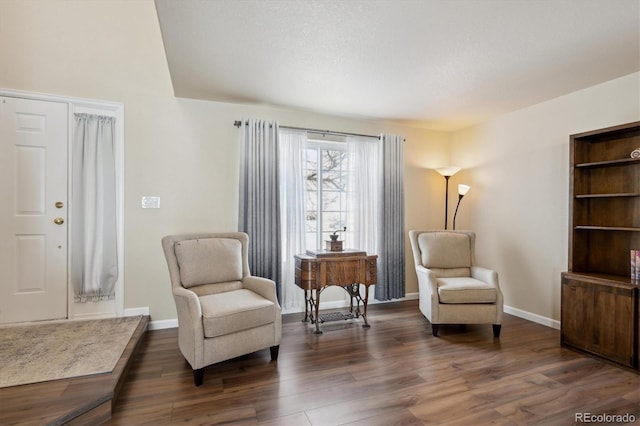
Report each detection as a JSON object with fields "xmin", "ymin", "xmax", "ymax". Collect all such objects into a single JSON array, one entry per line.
[{"xmin": 0, "ymin": 96, "xmax": 68, "ymax": 323}]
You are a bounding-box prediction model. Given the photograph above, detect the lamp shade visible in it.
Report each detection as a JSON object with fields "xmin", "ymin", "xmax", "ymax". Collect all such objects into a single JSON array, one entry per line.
[
  {"xmin": 435, "ymin": 166, "xmax": 461, "ymax": 177},
  {"xmin": 458, "ymin": 184, "xmax": 470, "ymax": 196}
]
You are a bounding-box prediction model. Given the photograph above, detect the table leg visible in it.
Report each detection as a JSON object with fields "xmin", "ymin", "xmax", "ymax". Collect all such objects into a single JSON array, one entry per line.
[
  {"xmin": 349, "ymin": 286, "xmax": 354, "ymax": 314},
  {"xmin": 362, "ymin": 284, "xmax": 371, "ymax": 328},
  {"xmin": 313, "ymin": 289, "xmax": 323, "ymax": 334},
  {"xmin": 302, "ymin": 290, "xmax": 310, "ymax": 323}
]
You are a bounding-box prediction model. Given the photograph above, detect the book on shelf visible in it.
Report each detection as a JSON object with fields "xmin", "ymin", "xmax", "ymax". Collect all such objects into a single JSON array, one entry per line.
[{"xmin": 633, "ymin": 249, "xmax": 640, "ymax": 284}]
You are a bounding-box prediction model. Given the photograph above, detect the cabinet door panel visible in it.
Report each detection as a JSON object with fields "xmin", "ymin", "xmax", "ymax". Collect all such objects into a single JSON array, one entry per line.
[
  {"xmin": 561, "ymin": 280, "xmax": 592, "ymax": 350},
  {"xmin": 592, "ymin": 285, "xmax": 635, "ymax": 367}
]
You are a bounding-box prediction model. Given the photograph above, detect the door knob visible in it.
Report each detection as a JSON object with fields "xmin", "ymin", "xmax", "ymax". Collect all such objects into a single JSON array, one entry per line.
[{"xmin": 53, "ymin": 217, "xmax": 64, "ymax": 225}]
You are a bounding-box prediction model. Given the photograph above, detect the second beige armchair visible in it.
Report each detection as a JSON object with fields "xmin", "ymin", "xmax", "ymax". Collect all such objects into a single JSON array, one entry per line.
[
  {"xmin": 162, "ymin": 232, "xmax": 282, "ymax": 386},
  {"xmin": 409, "ymin": 230, "xmax": 503, "ymax": 337}
]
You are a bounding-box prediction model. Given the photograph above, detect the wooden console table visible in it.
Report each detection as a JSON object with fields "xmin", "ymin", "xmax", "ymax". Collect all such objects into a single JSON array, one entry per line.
[{"xmin": 294, "ymin": 249, "xmax": 377, "ymax": 334}]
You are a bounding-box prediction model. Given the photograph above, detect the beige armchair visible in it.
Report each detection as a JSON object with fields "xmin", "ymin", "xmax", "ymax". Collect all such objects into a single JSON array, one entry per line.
[
  {"xmin": 408, "ymin": 230, "xmax": 503, "ymax": 337},
  {"xmin": 162, "ymin": 232, "xmax": 282, "ymax": 386}
]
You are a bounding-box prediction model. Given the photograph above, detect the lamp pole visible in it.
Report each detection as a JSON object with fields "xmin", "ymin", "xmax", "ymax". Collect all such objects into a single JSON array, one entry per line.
[
  {"xmin": 444, "ymin": 175, "xmax": 451, "ymax": 229},
  {"xmin": 435, "ymin": 167, "xmax": 461, "ymax": 230},
  {"xmin": 452, "ymin": 192, "xmax": 463, "ymax": 230},
  {"xmin": 453, "ymin": 184, "xmax": 470, "ymax": 230}
]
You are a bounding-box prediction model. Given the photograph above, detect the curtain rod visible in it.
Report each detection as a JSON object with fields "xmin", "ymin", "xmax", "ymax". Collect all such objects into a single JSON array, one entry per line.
[{"xmin": 233, "ymin": 120, "xmax": 380, "ymax": 140}]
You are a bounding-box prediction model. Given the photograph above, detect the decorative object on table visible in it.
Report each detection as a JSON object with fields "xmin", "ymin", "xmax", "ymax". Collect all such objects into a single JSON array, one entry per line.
[
  {"xmin": 631, "ymin": 148, "xmax": 640, "ymax": 159},
  {"xmin": 452, "ymin": 184, "xmax": 470, "ymax": 230},
  {"xmin": 435, "ymin": 166, "xmax": 461, "ymax": 229},
  {"xmin": 326, "ymin": 227, "xmax": 346, "ymax": 251}
]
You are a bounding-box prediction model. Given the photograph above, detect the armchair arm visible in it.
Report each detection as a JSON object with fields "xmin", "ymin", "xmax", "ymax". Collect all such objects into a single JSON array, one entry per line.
[
  {"xmin": 243, "ymin": 275, "xmax": 282, "ymax": 345},
  {"xmin": 415, "ymin": 265, "xmax": 438, "ymax": 293},
  {"xmin": 173, "ymin": 286, "xmax": 202, "ymax": 319},
  {"xmin": 470, "ymin": 266, "xmax": 500, "ymax": 288},
  {"xmin": 471, "ymin": 266, "xmax": 503, "ymax": 323},
  {"xmin": 172, "ymin": 286, "xmax": 205, "ymax": 369},
  {"xmin": 243, "ymin": 276, "xmax": 281, "ymax": 308},
  {"xmin": 415, "ymin": 265, "xmax": 440, "ymax": 322}
]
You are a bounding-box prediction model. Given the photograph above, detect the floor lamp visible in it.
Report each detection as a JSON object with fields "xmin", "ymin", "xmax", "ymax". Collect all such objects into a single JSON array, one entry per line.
[
  {"xmin": 435, "ymin": 167, "xmax": 461, "ymax": 229},
  {"xmin": 453, "ymin": 184, "xmax": 470, "ymax": 230}
]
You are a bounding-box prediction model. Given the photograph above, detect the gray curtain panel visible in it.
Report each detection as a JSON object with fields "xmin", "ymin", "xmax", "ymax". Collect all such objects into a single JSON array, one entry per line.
[
  {"xmin": 375, "ymin": 134, "xmax": 405, "ymax": 301},
  {"xmin": 238, "ymin": 119, "xmax": 282, "ymax": 300},
  {"xmin": 71, "ymin": 113, "xmax": 118, "ymax": 302}
]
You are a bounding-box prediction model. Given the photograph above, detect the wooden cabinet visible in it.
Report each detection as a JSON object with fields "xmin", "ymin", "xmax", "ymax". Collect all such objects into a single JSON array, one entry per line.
[
  {"xmin": 561, "ymin": 273, "xmax": 637, "ymax": 368},
  {"xmin": 561, "ymin": 121, "xmax": 640, "ymax": 370}
]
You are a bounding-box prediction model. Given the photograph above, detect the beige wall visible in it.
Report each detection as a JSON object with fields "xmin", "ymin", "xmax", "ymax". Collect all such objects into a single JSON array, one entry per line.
[
  {"xmin": 451, "ymin": 72, "xmax": 640, "ymax": 322},
  {"xmin": 3, "ymin": 0, "xmax": 636, "ymax": 323},
  {"xmin": 0, "ymin": 0, "xmax": 449, "ymax": 320}
]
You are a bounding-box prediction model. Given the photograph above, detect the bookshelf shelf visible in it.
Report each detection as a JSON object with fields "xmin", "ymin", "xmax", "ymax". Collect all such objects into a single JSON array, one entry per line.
[
  {"xmin": 575, "ymin": 193, "xmax": 640, "ymax": 198},
  {"xmin": 575, "ymin": 157, "xmax": 640, "ymax": 168},
  {"xmin": 574, "ymin": 226, "xmax": 640, "ymax": 232}
]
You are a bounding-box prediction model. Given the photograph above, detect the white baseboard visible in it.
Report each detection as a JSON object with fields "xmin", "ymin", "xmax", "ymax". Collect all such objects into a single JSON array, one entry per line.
[
  {"xmin": 388, "ymin": 296, "xmax": 559, "ymax": 331},
  {"xmin": 390, "ymin": 296, "xmax": 559, "ymax": 330},
  {"xmin": 149, "ymin": 294, "xmax": 421, "ymax": 327},
  {"xmin": 504, "ymin": 305, "xmax": 560, "ymax": 330},
  {"xmin": 140, "ymin": 297, "xmax": 559, "ymax": 332},
  {"xmin": 400, "ymin": 292, "xmax": 420, "ymax": 301},
  {"xmin": 149, "ymin": 319, "xmax": 178, "ymax": 330},
  {"xmin": 124, "ymin": 307, "xmax": 177, "ymax": 330},
  {"xmin": 281, "ymin": 292, "xmax": 419, "ymax": 315},
  {"xmin": 287, "ymin": 295, "xmax": 560, "ymax": 330}
]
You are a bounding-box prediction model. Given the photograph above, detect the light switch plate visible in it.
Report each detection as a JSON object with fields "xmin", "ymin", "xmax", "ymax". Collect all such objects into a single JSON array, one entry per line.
[{"xmin": 141, "ymin": 196, "xmax": 160, "ymax": 209}]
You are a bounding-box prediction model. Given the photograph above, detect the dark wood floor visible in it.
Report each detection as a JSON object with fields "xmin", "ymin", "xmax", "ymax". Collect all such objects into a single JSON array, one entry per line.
[{"xmin": 105, "ymin": 301, "xmax": 639, "ymax": 425}]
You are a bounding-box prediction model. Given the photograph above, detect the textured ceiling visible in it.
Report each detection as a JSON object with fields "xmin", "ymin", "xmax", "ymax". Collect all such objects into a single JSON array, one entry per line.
[{"xmin": 155, "ymin": 0, "xmax": 640, "ymax": 131}]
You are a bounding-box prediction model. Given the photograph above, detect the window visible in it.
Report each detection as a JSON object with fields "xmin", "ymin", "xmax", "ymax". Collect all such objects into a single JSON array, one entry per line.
[
  {"xmin": 303, "ymin": 140, "xmax": 348, "ymax": 249},
  {"xmin": 274, "ymin": 127, "xmax": 404, "ymax": 309}
]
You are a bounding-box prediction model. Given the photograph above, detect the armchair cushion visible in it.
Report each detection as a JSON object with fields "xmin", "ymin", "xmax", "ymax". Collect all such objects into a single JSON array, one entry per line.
[
  {"xmin": 437, "ymin": 277, "xmax": 497, "ymax": 304},
  {"xmin": 175, "ymin": 238, "xmax": 243, "ymax": 287},
  {"xmin": 188, "ymin": 281, "xmax": 244, "ymax": 297},
  {"xmin": 429, "ymin": 267, "xmax": 471, "ymax": 278},
  {"xmin": 200, "ymin": 289, "xmax": 276, "ymax": 338},
  {"xmin": 418, "ymin": 232, "xmax": 471, "ymax": 269}
]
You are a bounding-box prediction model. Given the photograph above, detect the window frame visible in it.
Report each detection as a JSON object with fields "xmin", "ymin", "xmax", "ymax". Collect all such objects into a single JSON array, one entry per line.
[{"xmin": 304, "ymin": 138, "xmax": 348, "ymax": 249}]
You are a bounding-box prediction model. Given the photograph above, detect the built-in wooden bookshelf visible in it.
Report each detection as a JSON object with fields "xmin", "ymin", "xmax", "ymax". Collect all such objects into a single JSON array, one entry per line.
[{"xmin": 561, "ymin": 121, "xmax": 640, "ymax": 371}]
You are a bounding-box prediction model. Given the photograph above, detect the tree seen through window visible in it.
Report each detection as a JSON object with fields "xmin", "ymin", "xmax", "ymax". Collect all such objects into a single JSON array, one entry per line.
[{"xmin": 303, "ymin": 142, "xmax": 347, "ymax": 249}]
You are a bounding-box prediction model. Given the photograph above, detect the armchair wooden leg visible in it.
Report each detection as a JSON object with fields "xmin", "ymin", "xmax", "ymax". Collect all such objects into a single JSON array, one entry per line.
[
  {"xmin": 492, "ymin": 324, "xmax": 502, "ymax": 338},
  {"xmin": 193, "ymin": 368, "xmax": 205, "ymax": 387},
  {"xmin": 270, "ymin": 345, "xmax": 280, "ymax": 361},
  {"xmin": 431, "ymin": 324, "xmax": 439, "ymax": 337}
]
